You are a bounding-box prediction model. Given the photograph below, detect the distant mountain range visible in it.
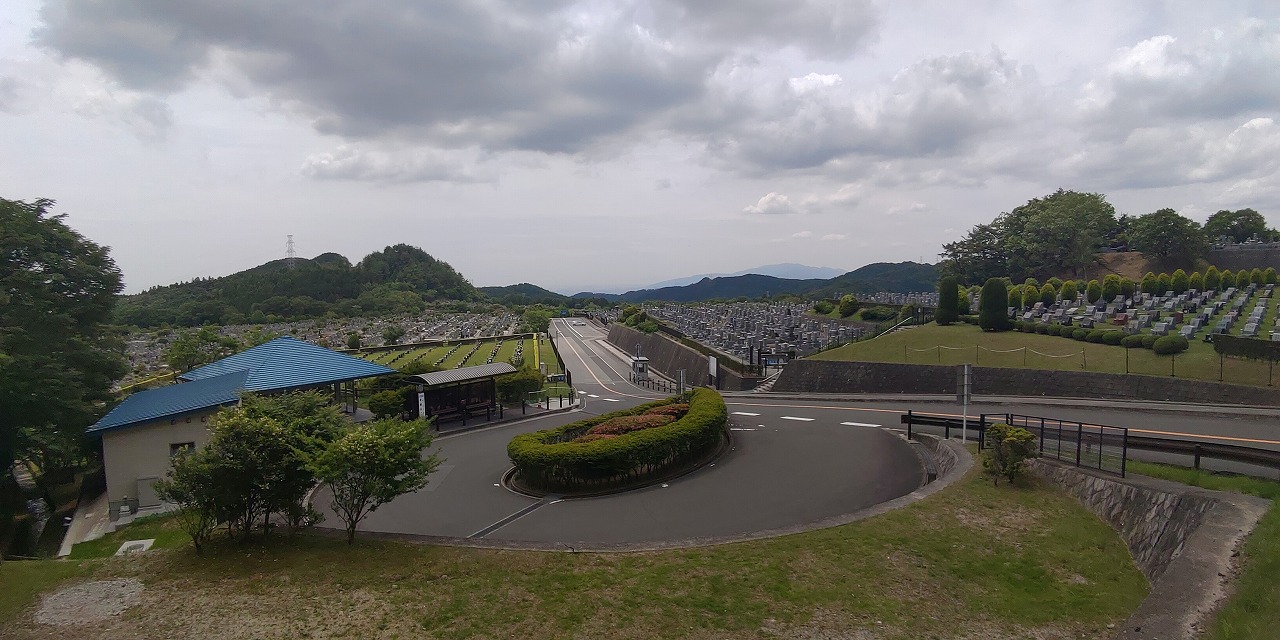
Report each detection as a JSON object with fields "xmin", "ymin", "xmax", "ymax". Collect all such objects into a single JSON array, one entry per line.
[
  {"xmin": 572, "ymin": 261, "xmax": 938, "ymax": 303},
  {"xmin": 642, "ymin": 263, "xmax": 846, "ymax": 289},
  {"xmin": 115, "ymin": 248, "xmax": 936, "ymax": 329}
]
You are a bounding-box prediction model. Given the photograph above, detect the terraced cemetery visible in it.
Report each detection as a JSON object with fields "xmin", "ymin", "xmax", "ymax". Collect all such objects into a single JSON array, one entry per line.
[{"xmin": 356, "ymin": 334, "xmax": 553, "ymax": 372}]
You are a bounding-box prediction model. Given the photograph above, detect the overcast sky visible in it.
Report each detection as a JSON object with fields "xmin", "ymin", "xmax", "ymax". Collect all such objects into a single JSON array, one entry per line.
[{"xmin": 3, "ymin": 1, "xmax": 1279, "ymax": 295}]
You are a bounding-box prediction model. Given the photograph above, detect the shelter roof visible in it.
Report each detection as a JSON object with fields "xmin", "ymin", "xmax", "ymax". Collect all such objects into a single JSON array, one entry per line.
[
  {"xmin": 88, "ymin": 370, "xmax": 248, "ymax": 434},
  {"xmin": 413, "ymin": 362, "xmax": 518, "ymax": 387},
  {"xmin": 180, "ymin": 336, "xmax": 394, "ymax": 390}
]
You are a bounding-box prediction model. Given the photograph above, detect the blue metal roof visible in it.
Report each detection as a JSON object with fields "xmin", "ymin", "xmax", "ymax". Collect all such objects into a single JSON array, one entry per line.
[
  {"xmin": 179, "ymin": 336, "xmax": 394, "ymax": 391},
  {"xmin": 90, "ymin": 337, "xmax": 395, "ymax": 434},
  {"xmin": 89, "ymin": 370, "xmax": 248, "ymax": 433}
]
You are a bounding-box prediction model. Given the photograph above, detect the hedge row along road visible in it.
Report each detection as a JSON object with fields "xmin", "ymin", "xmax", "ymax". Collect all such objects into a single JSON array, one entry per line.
[{"xmin": 313, "ymin": 319, "xmax": 1280, "ymax": 548}]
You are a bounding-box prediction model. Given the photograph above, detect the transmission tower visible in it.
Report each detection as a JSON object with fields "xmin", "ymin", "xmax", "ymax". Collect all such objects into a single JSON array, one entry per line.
[{"xmin": 286, "ymin": 235, "xmax": 297, "ymax": 269}]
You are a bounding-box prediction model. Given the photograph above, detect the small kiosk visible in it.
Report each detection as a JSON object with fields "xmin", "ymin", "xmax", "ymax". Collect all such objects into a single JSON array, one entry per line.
[{"xmin": 631, "ymin": 356, "xmax": 650, "ymax": 383}]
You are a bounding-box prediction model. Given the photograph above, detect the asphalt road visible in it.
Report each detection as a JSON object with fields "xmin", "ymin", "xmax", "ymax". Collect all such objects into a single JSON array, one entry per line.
[{"xmin": 316, "ymin": 318, "xmax": 1280, "ymax": 547}]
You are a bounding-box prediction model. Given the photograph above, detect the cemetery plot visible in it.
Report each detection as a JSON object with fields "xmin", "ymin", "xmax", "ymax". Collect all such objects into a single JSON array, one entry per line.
[{"xmin": 645, "ymin": 301, "xmax": 872, "ymax": 363}]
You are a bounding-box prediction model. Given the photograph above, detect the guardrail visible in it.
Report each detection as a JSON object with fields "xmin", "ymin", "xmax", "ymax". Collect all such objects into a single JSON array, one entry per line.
[{"xmin": 900, "ymin": 411, "xmax": 1280, "ymax": 479}]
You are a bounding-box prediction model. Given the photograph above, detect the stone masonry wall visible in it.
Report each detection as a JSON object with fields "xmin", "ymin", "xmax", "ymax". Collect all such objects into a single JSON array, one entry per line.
[
  {"xmin": 773, "ymin": 359, "xmax": 1280, "ymax": 407},
  {"xmin": 1029, "ymin": 460, "xmax": 1214, "ymax": 582},
  {"xmin": 607, "ymin": 324, "xmax": 761, "ymax": 391}
]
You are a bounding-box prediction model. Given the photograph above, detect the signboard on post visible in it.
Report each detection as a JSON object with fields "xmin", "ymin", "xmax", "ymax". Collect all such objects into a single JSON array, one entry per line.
[
  {"xmin": 678, "ymin": 369, "xmax": 686, "ymax": 394},
  {"xmin": 708, "ymin": 355, "xmax": 717, "ymax": 380}
]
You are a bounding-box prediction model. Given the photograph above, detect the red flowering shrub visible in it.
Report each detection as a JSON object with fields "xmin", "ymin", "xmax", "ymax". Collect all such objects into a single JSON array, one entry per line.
[
  {"xmin": 587, "ymin": 414, "xmax": 675, "ymax": 436},
  {"xmin": 573, "ymin": 433, "xmax": 618, "ymax": 443},
  {"xmin": 644, "ymin": 403, "xmax": 689, "ymax": 417}
]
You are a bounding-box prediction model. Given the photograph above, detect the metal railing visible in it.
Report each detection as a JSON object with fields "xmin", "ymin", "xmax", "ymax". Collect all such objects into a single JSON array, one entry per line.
[
  {"xmin": 632, "ymin": 377, "xmax": 681, "ymax": 395},
  {"xmin": 901, "ymin": 411, "xmax": 1280, "ymax": 480}
]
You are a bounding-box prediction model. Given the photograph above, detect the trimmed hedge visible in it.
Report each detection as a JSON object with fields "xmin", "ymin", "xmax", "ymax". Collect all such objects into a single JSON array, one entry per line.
[
  {"xmin": 1085, "ymin": 329, "xmax": 1107, "ymax": 343},
  {"xmin": 507, "ymin": 388, "xmax": 728, "ymax": 492},
  {"xmin": 1121, "ymin": 334, "xmax": 1145, "ymax": 349},
  {"xmin": 1072, "ymin": 329, "xmax": 1088, "ymax": 341},
  {"xmin": 1102, "ymin": 331, "xmax": 1124, "ymax": 346},
  {"xmin": 1153, "ymin": 335, "xmax": 1190, "ymax": 355},
  {"xmin": 1141, "ymin": 334, "xmax": 1157, "ymax": 349}
]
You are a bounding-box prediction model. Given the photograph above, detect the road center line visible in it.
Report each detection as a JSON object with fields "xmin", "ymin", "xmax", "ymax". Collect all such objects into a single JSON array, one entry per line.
[
  {"xmin": 731, "ymin": 411, "xmax": 760, "ymax": 416},
  {"xmin": 780, "ymin": 416, "xmax": 814, "ymax": 422},
  {"xmin": 841, "ymin": 422, "xmax": 881, "ymax": 427}
]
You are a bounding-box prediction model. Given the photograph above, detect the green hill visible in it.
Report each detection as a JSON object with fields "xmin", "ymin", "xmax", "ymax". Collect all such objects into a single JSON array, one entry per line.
[
  {"xmin": 478, "ymin": 283, "xmax": 570, "ymax": 305},
  {"xmin": 114, "ymin": 244, "xmax": 479, "ymax": 327}
]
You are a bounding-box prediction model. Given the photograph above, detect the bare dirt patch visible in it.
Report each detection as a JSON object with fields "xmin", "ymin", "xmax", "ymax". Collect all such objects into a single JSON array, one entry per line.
[
  {"xmin": 1086, "ymin": 252, "xmax": 1155, "ymax": 282},
  {"xmin": 32, "ymin": 579, "xmax": 142, "ymax": 626}
]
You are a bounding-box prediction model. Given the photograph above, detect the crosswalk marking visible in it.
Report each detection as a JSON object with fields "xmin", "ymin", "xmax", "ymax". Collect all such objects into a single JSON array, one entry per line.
[
  {"xmin": 731, "ymin": 411, "xmax": 760, "ymax": 416},
  {"xmin": 841, "ymin": 422, "xmax": 881, "ymax": 427},
  {"xmin": 780, "ymin": 416, "xmax": 814, "ymax": 422}
]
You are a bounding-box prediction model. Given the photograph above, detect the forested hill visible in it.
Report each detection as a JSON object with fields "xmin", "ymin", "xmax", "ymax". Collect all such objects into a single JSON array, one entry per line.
[
  {"xmin": 477, "ymin": 283, "xmax": 570, "ymax": 305},
  {"xmin": 573, "ymin": 261, "xmax": 938, "ymax": 303},
  {"xmin": 114, "ymin": 244, "xmax": 479, "ymax": 327}
]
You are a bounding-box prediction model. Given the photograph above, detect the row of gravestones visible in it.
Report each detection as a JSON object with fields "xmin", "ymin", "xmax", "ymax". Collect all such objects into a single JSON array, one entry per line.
[
  {"xmin": 647, "ymin": 302, "xmax": 864, "ymax": 361},
  {"xmin": 1012, "ymin": 283, "xmax": 1279, "ymax": 342}
]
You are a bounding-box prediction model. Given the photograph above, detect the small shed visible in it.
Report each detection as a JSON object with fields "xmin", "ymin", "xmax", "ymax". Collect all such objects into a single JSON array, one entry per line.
[{"xmin": 411, "ymin": 362, "xmax": 517, "ymax": 421}]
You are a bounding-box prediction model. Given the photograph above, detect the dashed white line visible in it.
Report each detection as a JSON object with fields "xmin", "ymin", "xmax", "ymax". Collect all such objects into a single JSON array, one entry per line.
[
  {"xmin": 600, "ymin": 398, "xmax": 620, "ymax": 402},
  {"xmin": 587, "ymin": 394, "xmax": 600, "ymax": 398},
  {"xmin": 780, "ymin": 416, "xmax": 814, "ymax": 422},
  {"xmin": 841, "ymin": 422, "xmax": 881, "ymax": 427},
  {"xmin": 731, "ymin": 411, "xmax": 760, "ymax": 416},
  {"xmin": 729, "ymin": 427, "xmax": 757, "ymax": 431}
]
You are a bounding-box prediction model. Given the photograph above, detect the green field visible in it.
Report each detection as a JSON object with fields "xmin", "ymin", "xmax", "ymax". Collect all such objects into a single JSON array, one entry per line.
[
  {"xmin": 5, "ymin": 465, "xmax": 1146, "ymax": 638},
  {"xmin": 814, "ymin": 323, "xmax": 1278, "ymax": 386}
]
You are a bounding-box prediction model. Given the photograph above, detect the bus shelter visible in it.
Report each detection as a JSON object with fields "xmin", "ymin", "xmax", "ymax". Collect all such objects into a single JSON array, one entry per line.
[{"xmin": 411, "ymin": 362, "xmax": 517, "ymax": 424}]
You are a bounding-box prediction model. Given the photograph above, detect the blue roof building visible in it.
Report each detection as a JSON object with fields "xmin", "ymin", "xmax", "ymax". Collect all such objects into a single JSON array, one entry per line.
[{"xmin": 91, "ymin": 337, "xmax": 395, "ymax": 512}]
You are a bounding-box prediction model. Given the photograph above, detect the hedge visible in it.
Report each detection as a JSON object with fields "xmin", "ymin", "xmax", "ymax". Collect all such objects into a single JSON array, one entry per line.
[
  {"xmin": 1153, "ymin": 335, "xmax": 1190, "ymax": 355},
  {"xmin": 1121, "ymin": 334, "xmax": 1145, "ymax": 349},
  {"xmin": 1102, "ymin": 331, "xmax": 1124, "ymax": 346},
  {"xmin": 507, "ymin": 388, "xmax": 728, "ymax": 492}
]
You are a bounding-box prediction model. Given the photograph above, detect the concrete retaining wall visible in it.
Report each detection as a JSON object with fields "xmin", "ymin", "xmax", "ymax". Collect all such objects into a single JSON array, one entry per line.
[
  {"xmin": 607, "ymin": 325, "xmax": 762, "ymax": 391},
  {"xmin": 773, "ymin": 359, "xmax": 1280, "ymax": 407},
  {"xmin": 1207, "ymin": 245, "xmax": 1280, "ymax": 272},
  {"xmin": 1029, "ymin": 460, "xmax": 1270, "ymax": 640},
  {"xmin": 907, "ymin": 432, "xmax": 961, "ymax": 481}
]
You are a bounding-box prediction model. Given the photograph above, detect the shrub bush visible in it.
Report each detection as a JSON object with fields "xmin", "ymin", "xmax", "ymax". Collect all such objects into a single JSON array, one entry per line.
[
  {"xmin": 1086, "ymin": 329, "xmax": 1107, "ymax": 343},
  {"xmin": 1072, "ymin": 329, "xmax": 1088, "ymax": 341},
  {"xmin": 1102, "ymin": 331, "xmax": 1124, "ymax": 346},
  {"xmin": 1141, "ymin": 334, "xmax": 1158, "ymax": 349},
  {"xmin": 369, "ymin": 390, "xmax": 406, "ymax": 419},
  {"xmin": 583, "ymin": 414, "xmax": 676, "ymax": 438},
  {"xmin": 984, "ymin": 422, "xmax": 1038, "ymax": 486},
  {"xmin": 1153, "ymin": 335, "xmax": 1190, "ymax": 355},
  {"xmin": 1035, "ymin": 323, "xmax": 1049, "ymax": 334},
  {"xmin": 979, "ymin": 278, "xmax": 1011, "ymax": 331},
  {"xmin": 1121, "ymin": 334, "xmax": 1145, "ymax": 348},
  {"xmin": 507, "ymin": 388, "xmax": 727, "ymax": 492}
]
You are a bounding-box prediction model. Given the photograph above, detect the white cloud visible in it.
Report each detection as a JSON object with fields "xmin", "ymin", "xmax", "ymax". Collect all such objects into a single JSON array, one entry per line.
[
  {"xmin": 821, "ymin": 233, "xmax": 846, "ymax": 241},
  {"xmin": 744, "ymin": 191, "xmax": 799, "ymax": 215},
  {"xmin": 792, "ymin": 230, "xmax": 812, "ymax": 239},
  {"xmin": 300, "ymin": 145, "xmax": 491, "ymax": 184}
]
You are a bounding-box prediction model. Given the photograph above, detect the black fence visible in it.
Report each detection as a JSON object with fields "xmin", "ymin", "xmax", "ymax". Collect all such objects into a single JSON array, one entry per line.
[
  {"xmin": 632, "ymin": 377, "xmax": 681, "ymax": 395},
  {"xmin": 901, "ymin": 411, "xmax": 1280, "ymax": 480},
  {"xmin": 1005, "ymin": 414, "xmax": 1128, "ymax": 477}
]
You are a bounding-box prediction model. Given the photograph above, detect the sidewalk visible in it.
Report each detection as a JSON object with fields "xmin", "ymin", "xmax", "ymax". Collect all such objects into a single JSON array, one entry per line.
[{"xmin": 57, "ymin": 490, "xmax": 111, "ymax": 557}]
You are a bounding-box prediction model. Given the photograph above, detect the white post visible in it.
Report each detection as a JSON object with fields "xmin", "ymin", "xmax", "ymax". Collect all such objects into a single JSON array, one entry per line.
[{"xmin": 961, "ymin": 363, "xmax": 972, "ymax": 443}]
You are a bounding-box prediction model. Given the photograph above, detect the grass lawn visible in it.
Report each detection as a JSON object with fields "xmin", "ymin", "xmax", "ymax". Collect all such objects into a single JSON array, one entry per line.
[
  {"xmin": 1127, "ymin": 462, "xmax": 1280, "ymax": 640},
  {"xmin": 1, "ymin": 466, "xmax": 1147, "ymax": 639},
  {"xmin": 812, "ymin": 323, "xmax": 1279, "ymax": 386}
]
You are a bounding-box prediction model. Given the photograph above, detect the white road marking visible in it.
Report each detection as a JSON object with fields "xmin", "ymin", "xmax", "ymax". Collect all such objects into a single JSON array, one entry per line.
[
  {"xmin": 841, "ymin": 422, "xmax": 881, "ymax": 427},
  {"xmin": 731, "ymin": 411, "xmax": 760, "ymax": 416},
  {"xmin": 730, "ymin": 427, "xmax": 757, "ymax": 431},
  {"xmin": 780, "ymin": 416, "xmax": 814, "ymax": 422},
  {"xmin": 601, "ymin": 398, "xmax": 621, "ymax": 402},
  {"xmin": 587, "ymin": 394, "xmax": 600, "ymax": 398}
]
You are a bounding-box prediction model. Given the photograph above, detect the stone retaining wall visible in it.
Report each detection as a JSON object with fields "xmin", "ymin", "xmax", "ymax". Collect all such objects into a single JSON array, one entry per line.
[
  {"xmin": 773, "ymin": 359, "xmax": 1280, "ymax": 406},
  {"xmin": 1029, "ymin": 460, "xmax": 1270, "ymax": 640},
  {"xmin": 607, "ymin": 325, "xmax": 761, "ymax": 391}
]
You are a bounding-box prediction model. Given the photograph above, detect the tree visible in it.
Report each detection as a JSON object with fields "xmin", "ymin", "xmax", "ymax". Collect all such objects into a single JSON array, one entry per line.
[
  {"xmin": 1120, "ymin": 278, "xmax": 1136, "ymax": 299},
  {"xmin": 1128, "ymin": 208, "xmax": 1205, "ymax": 269},
  {"xmin": 311, "ymin": 418, "xmax": 440, "ymax": 544},
  {"xmin": 1220, "ymin": 270, "xmax": 1233, "ymax": 288},
  {"xmin": 957, "ymin": 285, "xmax": 972, "ymax": 315},
  {"xmin": 979, "ymin": 278, "xmax": 1011, "ymax": 331},
  {"xmin": 164, "ymin": 326, "xmax": 242, "ymax": 373},
  {"xmin": 1157, "ymin": 273, "xmax": 1172, "ymax": 294},
  {"xmin": 1204, "ymin": 208, "xmax": 1275, "ymax": 243},
  {"xmin": 837, "ymin": 294, "xmax": 861, "ymax": 318},
  {"xmin": 1021, "ymin": 282, "xmax": 1039, "ymax": 309},
  {"xmin": 1039, "ymin": 283, "xmax": 1056, "ymax": 306},
  {"xmin": 983, "ymin": 422, "xmax": 1038, "ymax": 486},
  {"xmin": 495, "ymin": 367, "xmax": 545, "ymax": 404},
  {"xmin": 1, "ymin": 198, "xmax": 127, "ymax": 509},
  {"xmin": 936, "ymin": 276, "xmax": 959, "ymax": 325},
  {"xmin": 153, "ymin": 451, "xmax": 221, "ymax": 554},
  {"xmin": 1101, "ymin": 275, "xmax": 1122, "ymax": 302},
  {"xmin": 381, "ymin": 325, "xmax": 406, "ymax": 346},
  {"xmin": 1140, "ymin": 272, "xmax": 1159, "ymax": 296},
  {"xmin": 1205, "ymin": 267, "xmax": 1221, "ymax": 290},
  {"xmin": 523, "ymin": 308, "xmax": 551, "ymax": 333},
  {"xmin": 1059, "ymin": 280, "xmax": 1078, "ymax": 301},
  {"xmin": 1171, "ymin": 269, "xmax": 1189, "ymax": 294},
  {"xmin": 1086, "ymin": 280, "xmax": 1102, "ymax": 303},
  {"xmin": 1189, "ymin": 271, "xmax": 1204, "ymax": 291},
  {"xmin": 347, "ymin": 333, "xmax": 361, "ymax": 349},
  {"xmin": 1007, "ymin": 285, "xmax": 1023, "ymax": 310},
  {"xmin": 1251, "ymin": 268, "xmax": 1265, "ymax": 286},
  {"xmin": 1265, "ymin": 268, "xmax": 1278, "ymax": 285},
  {"xmin": 1236, "ymin": 269, "xmax": 1251, "ymax": 288}
]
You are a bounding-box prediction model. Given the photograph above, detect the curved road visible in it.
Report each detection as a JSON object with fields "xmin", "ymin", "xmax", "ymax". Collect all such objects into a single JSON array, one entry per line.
[{"xmin": 320, "ymin": 318, "xmax": 1280, "ymax": 547}]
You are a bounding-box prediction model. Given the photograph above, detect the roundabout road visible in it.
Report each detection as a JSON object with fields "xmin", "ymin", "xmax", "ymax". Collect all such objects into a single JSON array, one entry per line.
[{"xmin": 317, "ymin": 319, "xmax": 1280, "ymax": 548}]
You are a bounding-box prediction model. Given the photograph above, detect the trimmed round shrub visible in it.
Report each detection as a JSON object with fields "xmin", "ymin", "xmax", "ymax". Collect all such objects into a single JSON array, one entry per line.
[
  {"xmin": 1121, "ymin": 334, "xmax": 1145, "ymax": 349},
  {"xmin": 1072, "ymin": 329, "xmax": 1089, "ymax": 341},
  {"xmin": 1102, "ymin": 331, "xmax": 1124, "ymax": 346},
  {"xmin": 1085, "ymin": 329, "xmax": 1107, "ymax": 343},
  {"xmin": 1035, "ymin": 323, "xmax": 1049, "ymax": 334},
  {"xmin": 1141, "ymin": 334, "xmax": 1158, "ymax": 349},
  {"xmin": 1153, "ymin": 335, "xmax": 1190, "ymax": 355},
  {"xmin": 508, "ymin": 388, "xmax": 727, "ymax": 492}
]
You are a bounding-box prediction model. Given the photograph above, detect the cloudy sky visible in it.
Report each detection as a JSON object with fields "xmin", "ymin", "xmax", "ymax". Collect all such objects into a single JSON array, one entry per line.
[{"xmin": 2, "ymin": 1, "xmax": 1279, "ymax": 294}]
